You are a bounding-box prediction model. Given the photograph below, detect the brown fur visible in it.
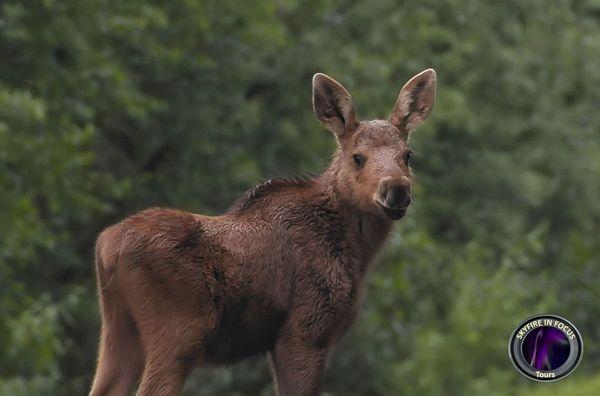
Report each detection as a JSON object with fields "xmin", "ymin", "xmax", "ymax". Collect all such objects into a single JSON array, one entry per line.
[{"xmin": 89, "ymin": 69, "xmax": 436, "ymax": 396}]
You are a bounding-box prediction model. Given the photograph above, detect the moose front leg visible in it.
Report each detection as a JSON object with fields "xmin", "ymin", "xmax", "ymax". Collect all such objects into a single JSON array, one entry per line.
[{"xmin": 268, "ymin": 334, "xmax": 327, "ymax": 396}]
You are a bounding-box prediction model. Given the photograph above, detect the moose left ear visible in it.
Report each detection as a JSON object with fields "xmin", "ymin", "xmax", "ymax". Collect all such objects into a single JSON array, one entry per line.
[
  {"xmin": 312, "ymin": 73, "xmax": 359, "ymax": 143},
  {"xmin": 390, "ymin": 69, "xmax": 436, "ymax": 136}
]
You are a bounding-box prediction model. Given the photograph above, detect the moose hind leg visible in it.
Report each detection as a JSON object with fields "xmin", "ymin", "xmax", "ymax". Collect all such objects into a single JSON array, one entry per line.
[
  {"xmin": 133, "ymin": 310, "xmax": 213, "ymax": 395},
  {"xmin": 135, "ymin": 350, "xmax": 192, "ymax": 396},
  {"xmin": 89, "ymin": 304, "xmax": 144, "ymax": 396}
]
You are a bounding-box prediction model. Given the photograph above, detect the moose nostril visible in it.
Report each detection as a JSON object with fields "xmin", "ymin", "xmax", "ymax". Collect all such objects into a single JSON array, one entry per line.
[{"xmin": 385, "ymin": 185, "xmax": 410, "ymax": 208}]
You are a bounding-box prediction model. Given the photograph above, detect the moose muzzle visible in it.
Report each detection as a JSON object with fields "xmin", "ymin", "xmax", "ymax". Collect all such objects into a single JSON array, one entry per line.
[{"xmin": 376, "ymin": 177, "xmax": 411, "ymax": 220}]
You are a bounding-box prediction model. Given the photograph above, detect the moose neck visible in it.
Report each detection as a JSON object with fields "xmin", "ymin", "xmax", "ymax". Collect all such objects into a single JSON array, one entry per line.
[{"xmin": 317, "ymin": 152, "xmax": 394, "ymax": 264}]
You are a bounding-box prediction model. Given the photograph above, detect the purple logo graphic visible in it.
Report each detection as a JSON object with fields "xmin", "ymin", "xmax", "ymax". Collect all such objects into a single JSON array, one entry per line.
[
  {"xmin": 509, "ymin": 314, "xmax": 583, "ymax": 381},
  {"xmin": 522, "ymin": 326, "xmax": 570, "ymax": 370}
]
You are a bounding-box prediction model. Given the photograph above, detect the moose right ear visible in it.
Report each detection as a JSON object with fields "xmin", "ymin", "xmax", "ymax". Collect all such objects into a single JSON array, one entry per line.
[
  {"xmin": 389, "ymin": 69, "xmax": 436, "ymax": 136},
  {"xmin": 312, "ymin": 73, "xmax": 358, "ymax": 143}
]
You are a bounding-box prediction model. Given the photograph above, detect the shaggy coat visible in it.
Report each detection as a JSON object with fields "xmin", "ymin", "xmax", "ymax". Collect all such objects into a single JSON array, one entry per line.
[{"xmin": 90, "ymin": 69, "xmax": 436, "ymax": 396}]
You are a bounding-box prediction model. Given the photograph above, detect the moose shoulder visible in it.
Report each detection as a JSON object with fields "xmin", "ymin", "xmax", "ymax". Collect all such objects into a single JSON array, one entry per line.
[{"xmin": 90, "ymin": 69, "xmax": 436, "ymax": 396}]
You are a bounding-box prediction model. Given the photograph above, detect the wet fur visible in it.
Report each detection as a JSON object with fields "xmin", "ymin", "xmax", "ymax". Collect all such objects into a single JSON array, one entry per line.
[{"xmin": 89, "ymin": 70, "xmax": 436, "ymax": 396}]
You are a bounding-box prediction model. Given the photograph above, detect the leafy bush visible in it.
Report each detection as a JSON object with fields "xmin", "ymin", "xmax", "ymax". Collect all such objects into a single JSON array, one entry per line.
[{"xmin": 1, "ymin": 1, "xmax": 599, "ymax": 394}]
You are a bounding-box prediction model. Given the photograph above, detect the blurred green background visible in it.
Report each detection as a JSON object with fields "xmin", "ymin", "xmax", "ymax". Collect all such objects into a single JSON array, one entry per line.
[{"xmin": 1, "ymin": 0, "xmax": 599, "ymax": 395}]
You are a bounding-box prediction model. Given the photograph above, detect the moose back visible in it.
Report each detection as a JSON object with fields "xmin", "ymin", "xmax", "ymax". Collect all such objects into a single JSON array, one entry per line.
[{"xmin": 90, "ymin": 69, "xmax": 436, "ymax": 396}]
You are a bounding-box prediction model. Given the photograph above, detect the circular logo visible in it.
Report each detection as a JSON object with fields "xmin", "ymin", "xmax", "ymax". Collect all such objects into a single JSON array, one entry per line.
[{"xmin": 508, "ymin": 314, "xmax": 583, "ymax": 381}]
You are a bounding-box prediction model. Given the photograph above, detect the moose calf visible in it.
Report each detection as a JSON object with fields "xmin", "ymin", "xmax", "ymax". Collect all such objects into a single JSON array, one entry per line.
[{"xmin": 90, "ymin": 69, "xmax": 436, "ymax": 396}]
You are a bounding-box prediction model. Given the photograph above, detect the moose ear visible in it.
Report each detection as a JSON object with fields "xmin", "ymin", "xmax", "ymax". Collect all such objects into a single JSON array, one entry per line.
[
  {"xmin": 390, "ymin": 69, "xmax": 436, "ymax": 136},
  {"xmin": 312, "ymin": 73, "xmax": 358, "ymax": 142}
]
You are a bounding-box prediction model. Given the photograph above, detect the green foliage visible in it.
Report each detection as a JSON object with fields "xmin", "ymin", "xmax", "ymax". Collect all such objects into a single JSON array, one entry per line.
[
  {"xmin": 523, "ymin": 373, "xmax": 600, "ymax": 396},
  {"xmin": 1, "ymin": 0, "xmax": 599, "ymax": 394}
]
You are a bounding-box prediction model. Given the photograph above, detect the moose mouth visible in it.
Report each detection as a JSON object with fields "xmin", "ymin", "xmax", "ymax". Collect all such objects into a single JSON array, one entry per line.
[{"xmin": 376, "ymin": 201, "xmax": 408, "ymax": 220}]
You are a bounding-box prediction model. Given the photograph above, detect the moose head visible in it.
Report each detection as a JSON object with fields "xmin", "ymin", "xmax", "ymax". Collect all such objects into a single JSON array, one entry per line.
[{"xmin": 313, "ymin": 69, "xmax": 436, "ymax": 220}]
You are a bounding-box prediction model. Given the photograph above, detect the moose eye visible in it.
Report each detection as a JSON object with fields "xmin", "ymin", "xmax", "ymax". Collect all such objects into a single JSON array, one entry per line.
[
  {"xmin": 353, "ymin": 154, "xmax": 364, "ymax": 167},
  {"xmin": 404, "ymin": 150, "xmax": 413, "ymax": 166}
]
